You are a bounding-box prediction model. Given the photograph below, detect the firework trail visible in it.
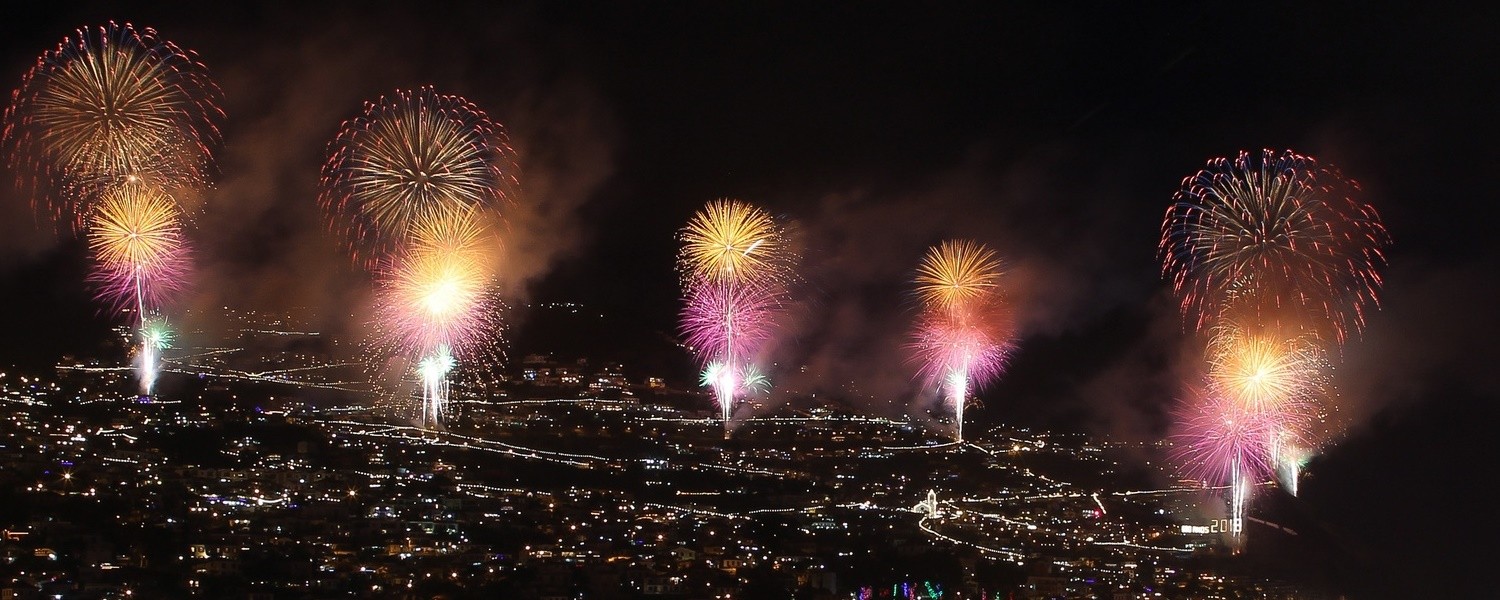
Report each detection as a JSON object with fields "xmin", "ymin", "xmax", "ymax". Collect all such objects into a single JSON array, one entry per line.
[
  {"xmin": 1171, "ymin": 388, "xmax": 1279, "ymax": 538},
  {"xmin": 910, "ymin": 306, "xmax": 1013, "ymax": 440},
  {"xmin": 677, "ymin": 199, "xmax": 788, "ymax": 430},
  {"xmin": 320, "ymin": 86, "xmax": 515, "ymax": 266},
  {"xmin": 738, "ymin": 365, "xmax": 770, "ymax": 395},
  {"xmin": 1274, "ymin": 444, "xmax": 1311, "ymax": 497},
  {"xmin": 417, "ymin": 346, "xmax": 457, "ymax": 428},
  {"xmin": 86, "ymin": 182, "xmax": 190, "ymax": 393},
  {"xmin": 910, "ymin": 240, "xmax": 1014, "ymax": 441},
  {"xmin": 698, "ymin": 361, "xmax": 773, "ymax": 423},
  {"xmin": 3, "ymin": 22, "xmax": 222, "ymax": 232},
  {"xmin": 137, "ymin": 317, "xmax": 175, "ymax": 396},
  {"xmin": 322, "ymin": 88, "xmax": 514, "ymax": 428},
  {"xmin": 1160, "ymin": 149, "xmax": 1389, "ymax": 346}
]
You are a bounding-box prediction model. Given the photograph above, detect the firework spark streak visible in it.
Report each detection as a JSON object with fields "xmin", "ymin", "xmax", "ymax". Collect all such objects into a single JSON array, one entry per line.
[
  {"xmin": 1159, "ymin": 149, "xmax": 1390, "ymax": 345},
  {"xmin": 320, "ymin": 86, "xmax": 514, "ymax": 265},
  {"xmin": 86, "ymin": 182, "xmax": 190, "ymax": 393},
  {"xmin": 677, "ymin": 199, "xmax": 789, "ymax": 431},
  {"xmin": 910, "ymin": 240, "xmax": 1014, "ymax": 441},
  {"xmin": 1171, "ymin": 389, "xmax": 1279, "ymax": 537},
  {"xmin": 3, "ymin": 21, "xmax": 222, "ymax": 231},
  {"xmin": 678, "ymin": 199, "xmax": 783, "ymax": 286}
]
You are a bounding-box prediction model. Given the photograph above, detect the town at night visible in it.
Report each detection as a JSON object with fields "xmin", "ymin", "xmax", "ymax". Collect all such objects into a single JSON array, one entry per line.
[{"xmin": 0, "ymin": 3, "xmax": 1494, "ymax": 599}]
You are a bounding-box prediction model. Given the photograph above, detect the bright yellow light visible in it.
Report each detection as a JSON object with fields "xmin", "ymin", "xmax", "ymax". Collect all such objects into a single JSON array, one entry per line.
[
  {"xmin": 424, "ymin": 280, "xmax": 461, "ymax": 316},
  {"xmin": 88, "ymin": 181, "xmax": 183, "ymax": 273},
  {"xmin": 679, "ymin": 199, "xmax": 781, "ymax": 285},
  {"xmin": 391, "ymin": 208, "xmax": 493, "ymax": 330},
  {"xmin": 1208, "ymin": 324, "xmax": 1323, "ymax": 411},
  {"xmin": 916, "ymin": 239, "xmax": 1000, "ymax": 313}
]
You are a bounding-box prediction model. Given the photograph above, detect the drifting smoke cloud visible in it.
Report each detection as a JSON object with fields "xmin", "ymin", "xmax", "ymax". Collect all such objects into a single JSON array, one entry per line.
[
  {"xmin": 184, "ymin": 22, "xmax": 397, "ymax": 340},
  {"xmin": 1296, "ymin": 126, "xmax": 1500, "ymax": 442},
  {"xmin": 1334, "ymin": 255, "xmax": 1500, "ymax": 428},
  {"xmin": 0, "ymin": 187, "xmax": 56, "ymax": 266},
  {"xmin": 1067, "ymin": 292, "xmax": 1197, "ymax": 441},
  {"xmin": 495, "ymin": 81, "xmax": 617, "ymax": 300}
]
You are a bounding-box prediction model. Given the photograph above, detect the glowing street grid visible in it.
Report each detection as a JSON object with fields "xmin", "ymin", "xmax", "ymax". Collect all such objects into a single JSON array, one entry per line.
[{"xmin": 0, "ymin": 311, "xmax": 1306, "ymax": 598}]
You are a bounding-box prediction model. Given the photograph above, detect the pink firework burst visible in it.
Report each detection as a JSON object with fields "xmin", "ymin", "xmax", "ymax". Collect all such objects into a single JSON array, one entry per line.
[
  {"xmin": 679, "ymin": 278, "xmax": 778, "ymax": 361},
  {"xmin": 908, "ymin": 302, "xmax": 1014, "ymax": 389},
  {"xmin": 1170, "ymin": 389, "xmax": 1282, "ymax": 487},
  {"xmin": 372, "ymin": 259, "xmax": 497, "ymax": 356},
  {"xmin": 87, "ymin": 252, "xmax": 190, "ymax": 315}
]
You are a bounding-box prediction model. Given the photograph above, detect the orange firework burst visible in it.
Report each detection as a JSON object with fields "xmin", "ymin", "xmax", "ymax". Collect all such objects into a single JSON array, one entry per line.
[
  {"xmin": 678, "ymin": 199, "xmax": 784, "ymax": 287},
  {"xmin": 915, "ymin": 239, "xmax": 1001, "ymax": 314},
  {"xmin": 1206, "ymin": 323, "xmax": 1326, "ymax": 413},
  {"xmin": 3, "ymin": 22, "xmax": 222, "ymax": 230},
  {"xmin": 380, "ymin": 209, "xmax": 497, "ymax": 352}
]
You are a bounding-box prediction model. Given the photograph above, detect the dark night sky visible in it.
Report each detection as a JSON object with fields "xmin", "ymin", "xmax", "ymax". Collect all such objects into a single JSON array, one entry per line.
[{"xmin": 0, "ymin": 2, "xmax": 1497, "ymax": 596}]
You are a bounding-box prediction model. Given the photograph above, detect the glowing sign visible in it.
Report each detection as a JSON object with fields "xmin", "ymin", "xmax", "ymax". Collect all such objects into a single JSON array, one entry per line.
[{"xmin": 1180, "ymin": 519, "xmax": 1233, "ymax": 535}]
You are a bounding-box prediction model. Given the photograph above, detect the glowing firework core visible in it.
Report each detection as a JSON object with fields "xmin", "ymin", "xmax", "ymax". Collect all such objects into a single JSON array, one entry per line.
[
  {"xmin": 384, "ymin": 209, "xmax": 494, "ymax": 352},
  {"xmin": 1208, "ymin": 325, "xmax": 1323, "ymax": 413}
]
